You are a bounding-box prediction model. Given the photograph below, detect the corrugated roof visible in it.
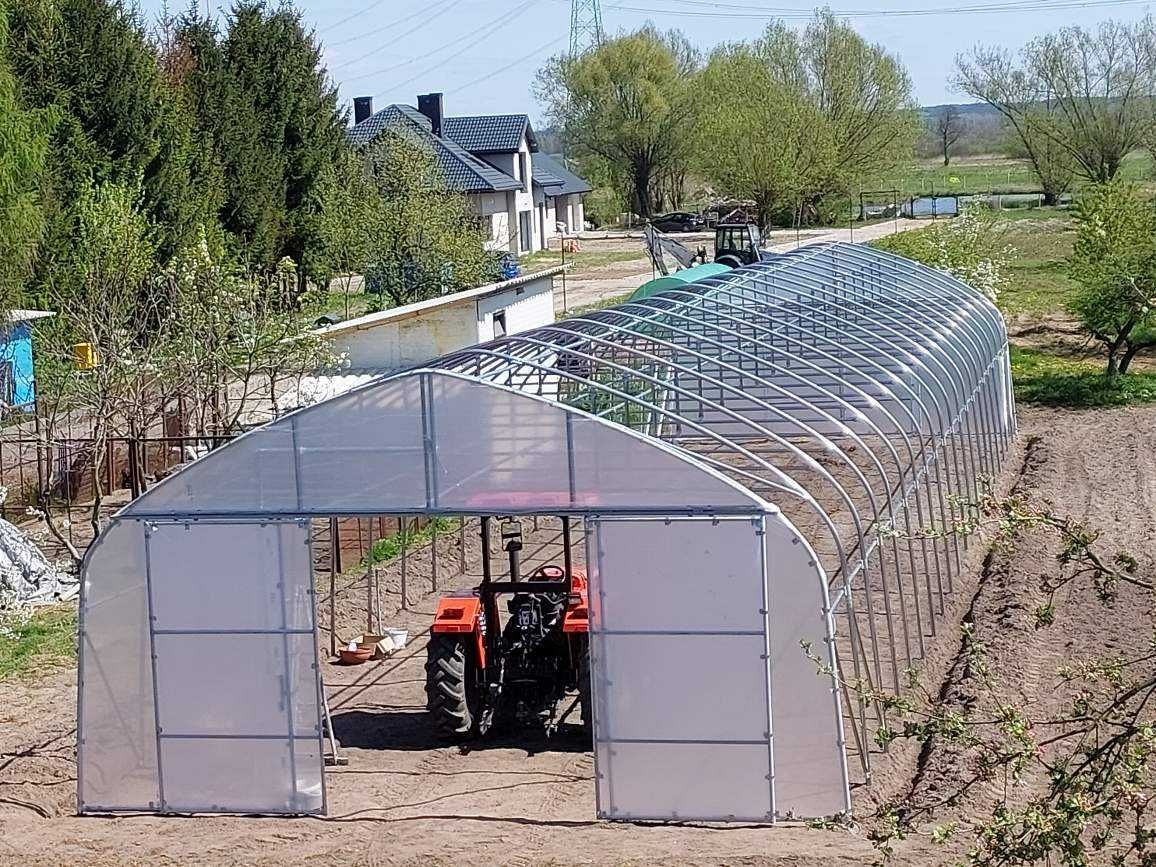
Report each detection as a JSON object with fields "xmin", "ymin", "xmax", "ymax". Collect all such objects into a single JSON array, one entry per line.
[
  {"xmin": 532, "ymin": 153, "xmax": 593, "ymax": 197},
  {"xmin": 348, "ymin": 105, "xmax": 521, "ymax": 193},
  {"xmin": 7, "ymin": 310, "xmax": 54, "ymax": 323},
  {"xmin": 442, "ymin": 114, "xmax": 535, "ymax": 153}
]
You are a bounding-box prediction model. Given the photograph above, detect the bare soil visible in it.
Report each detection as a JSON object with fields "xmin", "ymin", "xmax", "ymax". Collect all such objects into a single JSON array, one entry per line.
[{"xmin": 2, "ymin": 402, "xmax": 1153, "ymax": 864}]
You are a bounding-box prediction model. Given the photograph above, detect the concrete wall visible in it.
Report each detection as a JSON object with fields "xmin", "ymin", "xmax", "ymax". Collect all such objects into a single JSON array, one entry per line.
[
  {"xmin": 476, "ymin": 275, "xmax": 556, "ymax": 342},
  {"xmin": 321, "ymin": 270, "xmax": 559, "ymax": 371}
]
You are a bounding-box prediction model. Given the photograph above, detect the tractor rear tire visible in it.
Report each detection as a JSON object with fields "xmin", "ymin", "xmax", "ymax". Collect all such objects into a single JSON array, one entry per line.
[
  {"xmin": 578, "ymin": 647, "xmax": 593, "ymax": 742},
  {"xmin": 425, "ymin": 633, "xmax": 478, "ymax": 740}
]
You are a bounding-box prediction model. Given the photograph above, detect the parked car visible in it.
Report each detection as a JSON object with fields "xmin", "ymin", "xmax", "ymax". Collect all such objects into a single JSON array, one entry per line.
[{"xmin": 650, "ymin": 212, "xmax": 705, "ymax": 233}]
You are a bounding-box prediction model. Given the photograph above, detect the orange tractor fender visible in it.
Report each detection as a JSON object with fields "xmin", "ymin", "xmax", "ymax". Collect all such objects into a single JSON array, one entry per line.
[
  {"xmin": 431, "ymin": 591, "xmax": 488, "ymax": 668},
  {"xmin": 562, "ymin": 568, "xmax": 589, "ymax": 633}
]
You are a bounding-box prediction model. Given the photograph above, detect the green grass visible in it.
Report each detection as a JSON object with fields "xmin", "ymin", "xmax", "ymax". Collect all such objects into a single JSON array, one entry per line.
[
  {"xmin": 997, "ymin": 211, "xmax": 1079, "ymax": 317},
  {"xmin": 1010, "ymin": 345, "xmax": 1156, "ymax": 408},
  {"xmin": 863, "ymin": 151, "xmax": 1155, "ymax": 199},
  {"xmin": 363, "ymin": 516, "xmax": 459, "ymax": 566},
  {"xmin": 0, "ymin": 605, "xmax": 77, "ymax": 681}
]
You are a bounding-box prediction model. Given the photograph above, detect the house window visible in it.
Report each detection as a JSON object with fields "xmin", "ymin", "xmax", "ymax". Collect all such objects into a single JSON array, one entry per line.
[{"xmin": 493, "ymin": 310, "xmax": 507, "ymax": 339}]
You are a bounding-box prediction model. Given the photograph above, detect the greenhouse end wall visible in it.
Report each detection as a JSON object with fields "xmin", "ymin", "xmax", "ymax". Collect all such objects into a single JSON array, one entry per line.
[
  {"xmin": 78, "ymin": 518, "xmax": 325, "ymax": 815},
  {"xmin": 589, "ymin": 514, "xmax": 846, "ymax": 821}
]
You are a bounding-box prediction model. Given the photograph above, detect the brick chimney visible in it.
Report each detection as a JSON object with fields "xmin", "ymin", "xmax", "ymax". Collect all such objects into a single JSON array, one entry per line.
[
  {"xmin": 353, "ymin": 96, "xmax": 373, "ymax": 125},
  {"xmin": 417, "ymin": 92, "xmax": 444, "ymax": 136}
]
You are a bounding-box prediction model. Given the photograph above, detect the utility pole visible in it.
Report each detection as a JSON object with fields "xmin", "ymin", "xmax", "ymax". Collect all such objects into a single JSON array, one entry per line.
[{"xmin": 570, "ymin": 0, "xmax": 604, "ymax": 57}]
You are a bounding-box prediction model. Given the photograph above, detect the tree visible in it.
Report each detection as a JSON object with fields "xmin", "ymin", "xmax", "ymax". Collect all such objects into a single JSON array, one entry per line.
[
  {"xmin": 0, "ymin": 5, "xmax": 51, "ymax": 312},
  {"xmin": 935, "ymin": 105, "xmax": 965, "ymax": 166},
  {"xmin": 35, "ymin": 182, "xmax": 169, "ymax": 540},
  {"xmin": 178, "ymin": 1, "xmax": 346, "ymax": 284},
  {"xmin": 692, "ymin": 13, "xmax": 918, "ymax": 228},
  {"xmin": 308, "ymin": 147, "xmax": 381, "ymax": 318},
  {"xmin": 4, "ymin": 0, "xmax": 204, "ymax": 266},
  {"xmin": 536, "ymin": 26, "xmax": 698, "ymax": 219},
  {"xmin": 693, "ymin": 31, "xmax": 829, "ymax": 229},
  {"xmin": 360, "ymin": 133, "xmax": 496, "ymax": 308},
  {"xmin": 1067, "ymin": 181, "xmax": 1156, "ymax": 377},
  {"xmin": 161, "ymin": 231, "xmax": 338, "ymax": 437},
  {"xmin": 956, "ymin": 18, "xmax": 1156, "ymax": 190}
]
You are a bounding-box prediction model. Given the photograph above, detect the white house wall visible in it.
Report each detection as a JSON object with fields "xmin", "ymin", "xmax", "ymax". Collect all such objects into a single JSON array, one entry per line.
[
  {"xmin": 481, "ymin": 144, "xmax": 538, "ymax": 254},
  {"xmin": 471, "ymin": 192, "xmax": 511, "ymax": 253}
]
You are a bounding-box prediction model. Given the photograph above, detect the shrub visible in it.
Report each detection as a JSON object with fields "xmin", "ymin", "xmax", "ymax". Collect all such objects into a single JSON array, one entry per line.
[{"xmin": 872, "ymin": 208, "xmax": 1013, "ymax": 301}]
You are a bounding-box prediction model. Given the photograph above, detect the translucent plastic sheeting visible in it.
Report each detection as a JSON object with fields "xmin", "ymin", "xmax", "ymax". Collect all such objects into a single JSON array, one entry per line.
[
  {"xmin": 587, "ymin": 515, "xmax": 847, "ymax": 821},
  {"xmin": 78, "ymin": 519, "xmax": 323, "ymax": 814},
  {"xmin": 78, "ymin": 520, "xmax": 158, "ymax": 811},
  {"xmin": 125, "ymin": 372, "xmax": 759, "ymax": 519}
]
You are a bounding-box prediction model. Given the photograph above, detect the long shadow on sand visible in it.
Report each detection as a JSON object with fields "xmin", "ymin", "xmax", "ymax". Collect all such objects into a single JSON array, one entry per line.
[{"xmin": 331, "ymin": 708, "xmax": 591, "ymax": 755}]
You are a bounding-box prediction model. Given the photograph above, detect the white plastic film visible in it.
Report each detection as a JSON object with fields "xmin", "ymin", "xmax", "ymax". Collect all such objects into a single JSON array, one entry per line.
[
  {"xmin": 127, "ymin": 372, "xmax": 757, "ymax": 519},
  {"xmin": 589, "ymin": 517, "xmax": 774, "ymax": 821},
  {"xmin": 144, "ymin": 520, "xmax": 321, "ymax": 814},
  {"xmin": 428, "ymin": 374, "xmax": 757, "ymax": 512},
  {"xmin": 78, "ymin": 520, "xmax": 159, "ymax": 811},
  {"xmin": 763, "ymin": 514, "xmax": 848, "ymax": 817},
  {"xmin": 588, "ymin": 514, "xmax": 847, "ymax": 822}
]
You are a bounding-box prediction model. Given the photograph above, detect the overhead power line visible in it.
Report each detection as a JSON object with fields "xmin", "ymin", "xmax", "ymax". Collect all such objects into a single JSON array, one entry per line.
[
  {"xmin": 332, "ymin": 0, "xmax": 462, "ymax": 69},
  {"xmin": 322, "ymin": 0, "xmax": 398, "ymax": 33},
  {"xmin": 347, "ymin": 0, "xmax": 540, "ymax": 88},
  {"xmin": 588, "ymin": 0, "xmax": 1154, "ymax": 18},
  {"xmin": 326, "ymin": 3, "xmax": 440, "ymax": 48},
  {"xmin": 448, "ymin": 33, "xmax": 569, "ymax": 95}
]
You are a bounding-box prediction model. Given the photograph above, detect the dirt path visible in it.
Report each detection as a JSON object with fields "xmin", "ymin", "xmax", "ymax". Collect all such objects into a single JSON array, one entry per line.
[{"xmin": 2, "ymin": 403, "xmax": 1151, "ymax": 864}]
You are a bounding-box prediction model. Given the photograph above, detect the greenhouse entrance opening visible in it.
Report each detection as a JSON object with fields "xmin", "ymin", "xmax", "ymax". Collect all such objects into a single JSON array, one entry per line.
[{"xmin": 77, "ymin": 242, "xmax": 1014, "ymax": 824}]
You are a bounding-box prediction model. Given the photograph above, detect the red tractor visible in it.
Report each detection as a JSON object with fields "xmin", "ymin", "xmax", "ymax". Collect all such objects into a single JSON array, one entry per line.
[{"xmin": 425, "ymin": 516, "xmax": 591, "ymax": 740}]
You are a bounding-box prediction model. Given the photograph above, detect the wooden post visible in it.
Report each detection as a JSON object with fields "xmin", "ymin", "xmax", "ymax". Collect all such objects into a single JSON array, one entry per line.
[
  {"xmin": 400, "ymin": 517, "xmax": 409, "ymax": 611},
  {"xmin": 431, "ymin": 518, "xmax": 439, "ymax": 593},
  {"xmin": 328, "ymin": 516, "xmax": 338, "ymax": 657},
  {"xmin": 458, "ymin": 517, "xmax": 466, "ymax": 574}
]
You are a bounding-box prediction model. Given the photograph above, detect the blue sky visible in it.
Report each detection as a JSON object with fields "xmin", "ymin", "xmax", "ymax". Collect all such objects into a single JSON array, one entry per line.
[{"xmin": 140, "ymin": 0, "xmax": 1154, "ymax": 123}]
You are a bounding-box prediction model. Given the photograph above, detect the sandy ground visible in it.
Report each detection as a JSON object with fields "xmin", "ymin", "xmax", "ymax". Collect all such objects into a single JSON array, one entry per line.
[
  {"xmin": 3, "ymin": 401, "xmax": 1154, "ymax": 865},
  {"xmin": 558, "ymin": 219, "xmax": 930, "ymax": 314}
]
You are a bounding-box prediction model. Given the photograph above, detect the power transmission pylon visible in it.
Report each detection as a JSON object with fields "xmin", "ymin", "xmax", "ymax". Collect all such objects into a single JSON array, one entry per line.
[{"xmin": 570, "ymin": 0, "xmax": 604, "ymax": 57}]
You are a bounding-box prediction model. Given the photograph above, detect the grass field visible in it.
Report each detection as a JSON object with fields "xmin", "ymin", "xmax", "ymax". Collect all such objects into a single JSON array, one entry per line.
[
  {"xmin": 862, "ymin": 151, "xmax": 1154, "ymax": 198},
  {"xmin": 0, "ymin": 605, "xmax": 76, "ymax": 681},
  {"xmin": 996, "ymin": 210, "xmax": 1078, "ymax": 317},
  {"xmin": 979, "ymin": 208, "xmax": 1156, "ymax": 407},
  {"xmin": 519, "ymin": 249, "xmax": 645, "ymax": 274}
]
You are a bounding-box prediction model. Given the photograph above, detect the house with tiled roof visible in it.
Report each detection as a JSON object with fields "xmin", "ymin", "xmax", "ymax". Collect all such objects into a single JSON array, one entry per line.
[{"xmin": 349, "ymin": 93, "xmax": 590, "ymax": 256}]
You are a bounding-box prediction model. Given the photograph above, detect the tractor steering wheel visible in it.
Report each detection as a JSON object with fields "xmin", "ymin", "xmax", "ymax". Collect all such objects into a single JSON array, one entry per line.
[{"xmin": 531, "ymin": 564, "xmax": 566, "ymax": 581}]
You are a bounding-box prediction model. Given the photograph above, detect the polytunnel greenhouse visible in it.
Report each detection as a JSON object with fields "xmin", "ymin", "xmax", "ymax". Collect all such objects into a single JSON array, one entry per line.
[{"xmin": 77, "ymin": 240, "xmax": 1015, "ymax": 823}]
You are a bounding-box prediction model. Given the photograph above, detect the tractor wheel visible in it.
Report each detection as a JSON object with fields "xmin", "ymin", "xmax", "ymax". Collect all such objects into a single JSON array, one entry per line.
[
  {"xmin": 716, "ymin": 254, "xmax": 744, "ymax": 269},
  {"xmin": 578, "ymin": 646, "xmax": 593, "ymax": 742},
  {"xmin": 425, "ymin": 633, "xmax": 479, "ymax": 740}
]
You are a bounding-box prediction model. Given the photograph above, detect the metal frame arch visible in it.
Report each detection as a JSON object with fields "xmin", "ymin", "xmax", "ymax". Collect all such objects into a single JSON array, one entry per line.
[
  {"xmin": 557, "ymin": 305, "xmax": 915, "ymax": 687},
  {"xmin": 712, "ymin": 267, "xmax": 987, "ymax": 500},
  {"xmin": 613, "ymin": 290, "xmax": 946, "ymax": 657}
]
